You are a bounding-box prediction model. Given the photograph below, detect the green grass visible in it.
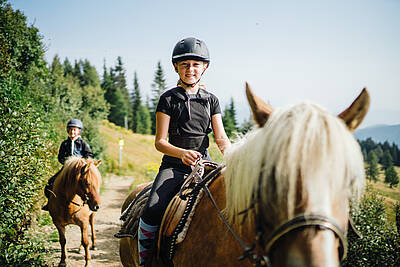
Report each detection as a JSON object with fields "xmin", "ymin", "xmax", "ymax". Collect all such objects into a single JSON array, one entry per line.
[
  {"xmin": 48, "ymin": 232, "xmax": 59, "ymax": 243},
  {"xmin": 366, "ymin": 166, "xmax": 400, "ymax": 225},
  {"xmin": 37, "ymin": 213, "xmax": 53, "ymax": 227}
]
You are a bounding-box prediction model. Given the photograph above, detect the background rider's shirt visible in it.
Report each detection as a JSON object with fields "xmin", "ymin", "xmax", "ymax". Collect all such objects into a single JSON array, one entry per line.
[{"xmin": 58, "ymin": 136, "xmax": 93, "ymax": 164}]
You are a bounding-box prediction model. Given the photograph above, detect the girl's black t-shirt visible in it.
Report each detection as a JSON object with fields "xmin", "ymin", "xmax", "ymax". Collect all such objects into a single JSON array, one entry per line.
[{"xmin": 156, "ymin": 87, "xmax": 221, "ymax": 137}]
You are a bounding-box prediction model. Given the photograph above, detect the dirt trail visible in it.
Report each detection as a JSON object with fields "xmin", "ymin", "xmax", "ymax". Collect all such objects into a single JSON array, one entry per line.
[{"xmin": 47, "ymin": 175, "xmax": 132, "ymax": 267}]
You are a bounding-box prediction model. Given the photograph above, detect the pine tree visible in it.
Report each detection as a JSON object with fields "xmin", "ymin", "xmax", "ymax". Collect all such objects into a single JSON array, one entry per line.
[
  {"xmin": 81, "ymin": 59, "xmax": 100, "ymax": 87},
  {"xmin": 150, "ymin": 61, "xmax": 167, "ymax": 134},
  {"xmin": 113, "ymin": 57, "xmax": 129, "ymax": 98},
  {"xmin": 366, "ymin": 150, "xmax": 380, "ymax": 182},
  {"xmin": 382, "ymin": 141, "xmax": 391, "ymax": 153},
  {"xmin": 73, "ymin": 59, "xmax": 84, "ymax": 86},
  {"xmin": 63, "ymin": 58, "xmax": 73, "ymax": 77},
  {"xmin": 80, "ymin": 60, "xmax": 108, "ymax": 119},
  {"xmin": 222, "ymin": 105, "xmax": 236, "ymax": 138},
  {"xmin": 240, "ymin": 114, "xmax": 254, "ymax": 135},
  {"xmin": 136, "ymin": 104, "xmax": 152, "ymax": 134},
  {"xmin": 50, "ymin": 55, "xmax": 82, "ymax": 116},
  {"xmin": 374, "ymin": 145, "xmax": 384, "ymax": 162},
  {"xmin": 102, "ymin": 63, "xmax": 128, "ymax": 127},
  {"xmin": 50, "ymin": 55, "xmax": 64, "ymax": 97},
  {"xmin": 112, "ymin": 57, "xmax": 130, "ymax": 128},
  {"xmin": 364, "ymin": 138, "xmax": 376, "ymax": 154},
  {"xmin": 228, "ymin": 97, "xmax": 238, "ymax": 131},
  {"xmin": 130, "ymin": 71, "xmax": 142, "ymax": 131},
  {"xmin": 381, "ymin": 150, "xmax": 393, "ymax": 171},
  {"xmin": 391, "ymin": 143, "xmax": 400, "ymax": 166},
  {"xmin": 384, "ymin": 164, "xmax": 399, "ymax": 188}
]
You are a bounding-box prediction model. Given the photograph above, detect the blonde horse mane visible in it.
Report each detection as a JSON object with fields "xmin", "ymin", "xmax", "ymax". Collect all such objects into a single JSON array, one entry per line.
[{"xmin": 224, "ymin": 102, "xmax": 365, "ymax": 227}]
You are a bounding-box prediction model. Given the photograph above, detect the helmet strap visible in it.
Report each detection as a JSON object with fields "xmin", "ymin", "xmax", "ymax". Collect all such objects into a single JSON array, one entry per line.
[
  {"xmin": 179, "ymin": 78, "xmax": 200, "ymax": 88},
  {"xmin": 178, "ymin": 68, "xmax": 207, "ymax": 88}
]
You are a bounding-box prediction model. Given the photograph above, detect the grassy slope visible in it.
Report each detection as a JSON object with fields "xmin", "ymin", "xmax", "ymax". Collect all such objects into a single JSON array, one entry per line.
[
  {"xmin": 99, "ymin": 120, "xmax": 399, "ymax": 221},
  {"xmin": 367, "ymin": 167, "xmax": 400, "ymax": 222}
]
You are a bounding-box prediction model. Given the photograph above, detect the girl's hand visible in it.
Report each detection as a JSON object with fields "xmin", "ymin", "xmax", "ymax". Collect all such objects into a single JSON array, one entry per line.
[{"xmin": 181, "ymin": 150, "xmax": 202, "ymax": 166}]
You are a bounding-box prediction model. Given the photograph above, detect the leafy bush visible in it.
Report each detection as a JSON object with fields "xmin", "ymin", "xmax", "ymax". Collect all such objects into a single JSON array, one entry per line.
[
  {"xmin": 0, "ymin": 2, "xmax": 107, "ymax": 265},
  {"xmin": 344, "ymin": 187, "xmax": 400, "ymax": 266},
  {"xmin": 0, "ymin": 79, "xmax": 51, "ymax": 266}
]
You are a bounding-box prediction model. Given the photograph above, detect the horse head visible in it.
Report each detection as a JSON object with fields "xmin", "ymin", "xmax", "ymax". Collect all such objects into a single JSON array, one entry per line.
[
  {"xmin": 77, "ymin": 159, "xmax": 102, "ymax": 212},
  {"xmin": 224, "ymin": 84, "xmax": 369, "ymax": 267}
]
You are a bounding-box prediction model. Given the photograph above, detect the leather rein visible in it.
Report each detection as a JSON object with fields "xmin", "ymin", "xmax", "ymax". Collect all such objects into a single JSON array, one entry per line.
[{"xmin": 188, "ymin": 160, "xmax": 351, "ymax": 267}]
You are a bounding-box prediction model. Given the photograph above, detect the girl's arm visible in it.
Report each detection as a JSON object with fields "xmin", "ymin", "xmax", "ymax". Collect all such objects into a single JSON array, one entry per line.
[
  {"xmin": 83, "ymin": 140, "xmax": 94, "ymax": 159},
  {"xmin": 155, "ymin": 111, "xmax": 202, "ymax": 166},
  {"xmin": 211, "ymin": 113, "xmax": 231, "ymax": 154}
]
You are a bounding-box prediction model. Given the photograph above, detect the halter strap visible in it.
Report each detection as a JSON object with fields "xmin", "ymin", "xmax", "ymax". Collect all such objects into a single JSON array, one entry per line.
[{"xmin": 263, "ymin": 214, "xmax": 348, "ymax": 261}]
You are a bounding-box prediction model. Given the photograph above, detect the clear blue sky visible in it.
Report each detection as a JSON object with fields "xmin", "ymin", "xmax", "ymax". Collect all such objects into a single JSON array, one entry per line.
[{"xmin": 9, "ymin": 0, "xmax": 400, "ymax": 127}]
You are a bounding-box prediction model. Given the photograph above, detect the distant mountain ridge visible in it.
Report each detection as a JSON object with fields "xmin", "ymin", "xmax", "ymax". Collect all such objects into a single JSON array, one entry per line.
[{"xmin": 354, "ymin": 124, "xmax": 400, "ymax": 146}]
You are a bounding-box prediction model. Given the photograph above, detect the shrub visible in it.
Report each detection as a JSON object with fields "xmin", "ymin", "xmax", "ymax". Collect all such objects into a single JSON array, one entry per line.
[
  {"xmin": 343, "ymin": 187, "xmax": 400, "ymax": 266},
  {"xmin": 0, "ymin": 79, "xmax": 51, "ymax": 266}
]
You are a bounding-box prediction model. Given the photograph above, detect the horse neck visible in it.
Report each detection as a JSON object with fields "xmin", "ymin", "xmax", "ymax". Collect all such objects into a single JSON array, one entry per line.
[{"xmin": 53, "ymin": 168, "xmax": 80, "ymax": 202}]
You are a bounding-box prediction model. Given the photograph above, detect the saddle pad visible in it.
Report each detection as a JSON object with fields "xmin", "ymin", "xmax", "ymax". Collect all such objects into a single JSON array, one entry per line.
[{"xmin": 114, "ymin": 182, "xmax": 153, "ymax": 239}]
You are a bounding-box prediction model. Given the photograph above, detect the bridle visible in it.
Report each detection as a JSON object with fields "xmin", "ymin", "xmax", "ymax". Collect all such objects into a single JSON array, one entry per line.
[
  {"xmin": 70, "ymin": 164, "xmax": 89, "ymax": 207},
  {"xmin": 253, "ymin": 213, "xmax": 348, "ymax": 266},
  {"xmin": 190, "ymin": 159, "xmax": 350, "ymax": 267}
]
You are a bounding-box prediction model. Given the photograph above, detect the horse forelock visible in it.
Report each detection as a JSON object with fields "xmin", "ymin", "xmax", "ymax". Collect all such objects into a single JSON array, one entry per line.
[
  {"xmin": 56, "ymin": 156, "xmax": 101, "ymax": 196},
  {"xmin": 58, "ymin": 156, "xmax": 87, "ymax": 188},
  {"xmin": 224, "ymin": 102, "xmax": 365, "ymax": 228}
]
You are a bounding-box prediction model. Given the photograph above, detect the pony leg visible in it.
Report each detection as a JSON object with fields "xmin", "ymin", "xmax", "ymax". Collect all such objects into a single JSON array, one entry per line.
[
  {"xmin": 80, "ymin": 224, "xmax": 91, "ymax": 267},
  {"xmin": 89, "ymin": 212, "xmax": 96, "ymax": 250},
  {"xmin": 56, "ymin": 225, "xmax": 67, "ymax": 267}
]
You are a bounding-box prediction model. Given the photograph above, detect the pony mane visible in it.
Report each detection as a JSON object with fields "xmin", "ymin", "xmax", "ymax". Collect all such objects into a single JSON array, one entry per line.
[
  {"xmin": 56, "ymin": 156, "xmax": 100, "ymax": 190},
  {"xmin": 57, "ymin": 156, "xmax": 87, "ymax": 189},
  {"xmin": 224, "ymin": 102, "xmax": 365, "ymax": 226}
]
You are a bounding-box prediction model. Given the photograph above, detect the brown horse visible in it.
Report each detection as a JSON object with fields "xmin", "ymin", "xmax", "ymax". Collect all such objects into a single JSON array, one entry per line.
[
  {"xmin": 119, "ymin": 84, "xmax": 369, "ymax": 267},
  {"xmin": 48, "ymin": 156, "xmax": 102, "ymax": 267}
]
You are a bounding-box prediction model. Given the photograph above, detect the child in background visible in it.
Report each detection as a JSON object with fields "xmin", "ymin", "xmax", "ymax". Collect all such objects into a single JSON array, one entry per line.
[{"xmin": 42, "ymin": 119, "xmax": 93, "ymax": 211}]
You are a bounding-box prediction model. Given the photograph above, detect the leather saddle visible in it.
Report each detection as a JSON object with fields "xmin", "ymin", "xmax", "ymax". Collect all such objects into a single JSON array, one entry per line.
[{"xmin": 115, "ymin": 160, "xmax": 223, "ymax": 265}]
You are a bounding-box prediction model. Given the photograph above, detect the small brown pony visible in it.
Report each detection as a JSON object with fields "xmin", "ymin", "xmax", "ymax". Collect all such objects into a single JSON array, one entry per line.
[
  {"xmin": 48, "ymin": 156, "xmax": 102, "ymax": 267},
  {"xmin": 119, "ymin": 84, "xmax": 369, "ymax": 267}
]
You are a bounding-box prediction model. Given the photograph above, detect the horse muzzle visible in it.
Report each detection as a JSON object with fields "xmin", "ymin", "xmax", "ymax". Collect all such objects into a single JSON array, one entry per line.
[
  {"xmin": 89, "ymin": 203, "xmax": 100, "ymax": 212},
  {"xmin": 84, "ymin": 193, "xmax": 101, "ymax": 212}
]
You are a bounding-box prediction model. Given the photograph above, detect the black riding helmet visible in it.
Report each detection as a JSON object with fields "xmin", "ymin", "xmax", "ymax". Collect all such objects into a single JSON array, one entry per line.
[
  {"xmin": 172, "ymin": 37, "xmax": 210, "ymax": 65},
  {"xmin": 67, "ymin": 119, "xmax": 83, "ymax": 130},
  {"xmin": 172, "ymin": 38, "xmax": 210, "ymax": 88}
]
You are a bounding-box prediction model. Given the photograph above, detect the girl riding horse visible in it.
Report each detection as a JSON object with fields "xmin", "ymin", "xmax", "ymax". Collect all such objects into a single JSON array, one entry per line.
[{"xmin": 138, "ymin": 37, "xmax": 231, "ymax": 266}]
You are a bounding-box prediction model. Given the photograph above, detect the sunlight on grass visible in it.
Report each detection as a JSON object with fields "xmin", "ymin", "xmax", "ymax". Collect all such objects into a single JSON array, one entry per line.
[
  {"xmin": 366, "ymin": 165, "xmax": 400, "ymax": 224},
  {"xmin": 37, "ymin": 213, "xmax": 53, "ymax": 227}
]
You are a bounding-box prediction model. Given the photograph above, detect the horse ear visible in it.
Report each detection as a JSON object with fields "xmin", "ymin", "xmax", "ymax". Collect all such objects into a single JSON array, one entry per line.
[
  {"xmin": 94, "ymin": 160, "xmax": 102, "ymax": 167},
  {"xmin": 338, "ymin": 88, "xmax": 370, "ymax": 132},
  {"xmin": 246, "ymin": 82, "xmax": 274, "ymax": 127}
]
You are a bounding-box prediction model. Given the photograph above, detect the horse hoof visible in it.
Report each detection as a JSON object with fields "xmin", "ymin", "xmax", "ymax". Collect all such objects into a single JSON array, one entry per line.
[
  {"xmin": 90, "ymin": 246, "xmax": 97, "ymax": 251},
  {"xmin": 58, "ymin": 262, "xmax": 67, "ymax": 267}
]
